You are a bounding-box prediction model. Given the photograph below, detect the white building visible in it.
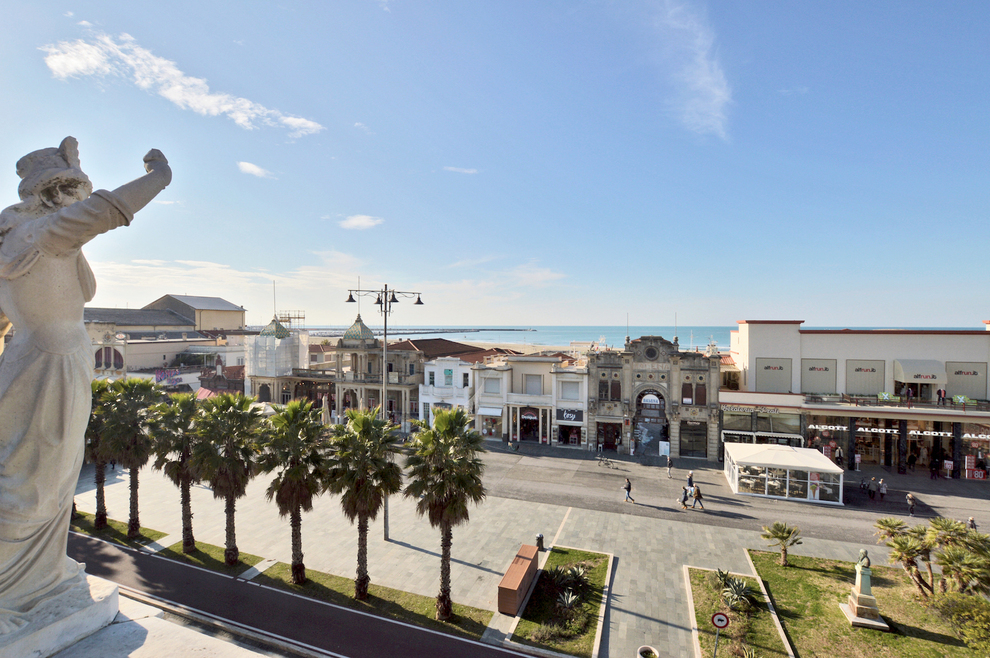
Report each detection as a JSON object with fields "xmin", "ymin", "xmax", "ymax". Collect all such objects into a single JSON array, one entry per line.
[
  {"xmin": 722, "ymin": 320, "xmax": 990, "ymax": 480},
  {"xmin": 419, "ymin": 356, "xmax": 475, "ymax": 426},
  {"xmin": 246, "ymin": 317, "xmax": 310, "ymax": 403}
]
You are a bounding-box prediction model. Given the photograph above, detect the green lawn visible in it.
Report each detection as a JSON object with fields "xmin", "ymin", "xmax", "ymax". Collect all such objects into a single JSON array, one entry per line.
[
  {"xmin": 70, "ymin": 509, "xmax": 167, "ymax": 549},
  {"xmin": 512, "ymin": 547, "xmax": 610, "ymax": 658},
  {"xmin": 750, "ymin": 550, "xmax": 980, "ymax": 657},
  {"xmin": 689, "ymin": 568, "xmax": 789, "ymax": 657},
  {"xmin": 253, "ymin": 562, "xmax": 493, "ymax": 641},
  {"xmin": 157, "ymin": 541, "xmax": 263, "ymax": 577}
]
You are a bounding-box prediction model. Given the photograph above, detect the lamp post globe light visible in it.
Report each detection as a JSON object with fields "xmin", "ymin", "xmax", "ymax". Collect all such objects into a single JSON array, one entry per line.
[{"xmin": 345, "ymin": 284, "xmax": 423, "ymax": 541}]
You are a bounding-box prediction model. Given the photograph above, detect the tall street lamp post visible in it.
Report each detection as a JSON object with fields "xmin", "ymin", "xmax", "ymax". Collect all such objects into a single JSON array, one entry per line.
[{"xmin": 346, "ymin": 284, "xmax": 423, "ymax": 541}]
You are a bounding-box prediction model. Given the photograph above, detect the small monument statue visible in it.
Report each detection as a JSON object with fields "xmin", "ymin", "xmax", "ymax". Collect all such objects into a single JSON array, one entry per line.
[
  {"xmin": 0, "ymin": 138, "xmax": 171, "ymax": 651},
  {"xmin": 839, "ymin": 549, "xmax": 889, "ymax": 631}
]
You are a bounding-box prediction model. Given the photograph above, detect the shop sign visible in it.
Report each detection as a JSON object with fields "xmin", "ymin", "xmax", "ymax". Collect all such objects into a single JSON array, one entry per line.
[
  {"xmin": 963, "ymin": 433, "xmax": 990, "ymax": 440},
  {"xmin": 944, "ymin": 460, "xmax": 954, "ymax": 470},
  {"xmin": 721, "ymin": 404, "xmax": 782, "ymax": 414},
  {"xmin": 973, "ymin": 442, "xmax": 982, "ymax": 449},
  {"xmin": 808, "ymin": 424, "xmax": 847, "ymax": 431},
  {"xmin": 829, "ymin": 440, "xmax": 837, "ymax": 448},
  {"xmin": 555, "ymin": 408, "xmax": 583, "ymax": 422},
  {"xmin": 521, "ymin": 411, "xmax": 538, "ymax": 420},
  {"xmin": 909, "ymin": 430, "xmax": 953, "ymax": 438},
  {"xmin": 858, "ymin": 427, "xmax": 900, "ymax": 435}
]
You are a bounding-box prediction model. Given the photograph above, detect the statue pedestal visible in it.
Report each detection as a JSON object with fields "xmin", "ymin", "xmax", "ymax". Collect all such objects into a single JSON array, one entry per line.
[
  {"xmin": 0, "ymin": 575, "xmax": 118, "ymax": 658},
  {"xmin": 839, "ymin": 566, "xmax": 889, "ymax": 631}
]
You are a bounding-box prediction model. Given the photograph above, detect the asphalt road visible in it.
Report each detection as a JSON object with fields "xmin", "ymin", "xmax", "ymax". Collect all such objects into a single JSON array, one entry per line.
[{"xmin": 68, "ymin": 533, "xmax": 528, "ymax": 658}]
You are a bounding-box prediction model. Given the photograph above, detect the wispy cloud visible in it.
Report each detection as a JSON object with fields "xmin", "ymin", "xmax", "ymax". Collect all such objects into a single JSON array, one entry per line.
[
  {"xmin": 778, "ymin": 86, "xmax": 809, "ymax": 96},
  {"xmin": 354, "ymin": 122, "xmax": 374, "ymax": 135},
  {"xmin": 237, "ymin": 162, "xmax": 275, "ymax": 178},
  {"xmin": 448, "ymin": 254, "xmax": 499, "ymax": 269},
  {"xmin": 654, "ymin": 1, "xmax": 732, "ymax": 139},
  {"xmin": 508, "ymin": 261, "xmax": 566, "ymax": 287},
  {"xmin": 339, "ymin": 215, "xmax": 384, "ymax": 230},
  {"xmin": 443, "ymin": 166, "xmax": 478, "ymax": 174},
  {"xmin": 42, "ymin": 33, "xmax": 325, "ymax": 138}
]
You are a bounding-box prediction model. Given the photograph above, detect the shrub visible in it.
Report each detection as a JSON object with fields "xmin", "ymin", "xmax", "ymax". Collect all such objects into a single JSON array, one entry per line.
[
  {"xmin": 937, "ymin": 592, "xmax": 990, "ymax": 653},
  {"xmin": 722, "ymin": 577, "xmax": 760, "ymax": 612}
]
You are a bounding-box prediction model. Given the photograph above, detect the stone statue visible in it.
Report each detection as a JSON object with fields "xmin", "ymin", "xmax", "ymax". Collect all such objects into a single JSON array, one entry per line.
[
  {"xmin": 0, "ymin": 137, "xmax": 171, "ymax": 634},
  {"xmin": 854, "ymin": 549, "xmax": 872, "ymax": 596}
]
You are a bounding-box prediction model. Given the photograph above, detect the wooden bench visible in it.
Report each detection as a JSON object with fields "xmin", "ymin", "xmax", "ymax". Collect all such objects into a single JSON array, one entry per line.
[{"xmin": 497, "ymin": 544, "xmax": 539, "ymax": 616}]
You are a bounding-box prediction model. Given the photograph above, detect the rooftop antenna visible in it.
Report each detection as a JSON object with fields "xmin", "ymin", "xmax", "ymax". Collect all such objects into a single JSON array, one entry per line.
[
  {"xmin": 272, "ymin": 280, "xmax": 276, "ymax": 318},
  {"xmin": 674, "ymin": 312, "xmax": 679, "ymax": 349}
]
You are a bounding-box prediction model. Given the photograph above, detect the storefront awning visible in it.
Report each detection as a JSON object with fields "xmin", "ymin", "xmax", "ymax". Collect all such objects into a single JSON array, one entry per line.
[
  {"xmin": 894, "ymin": 359, "xmax": 946, "ymax": 385},
  {"xmin": 724, "ymin": 443, "xmax": 843, "ymax": 473},
  {"xmin": 476, "ymin": 407, "xmax": 503, "ymax": 416}
]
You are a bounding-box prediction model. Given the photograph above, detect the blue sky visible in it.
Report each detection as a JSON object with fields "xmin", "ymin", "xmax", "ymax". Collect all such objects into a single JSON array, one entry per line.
[{"xmin": 1, "ymin": 2, "xmax": 987, "ymax": 327}]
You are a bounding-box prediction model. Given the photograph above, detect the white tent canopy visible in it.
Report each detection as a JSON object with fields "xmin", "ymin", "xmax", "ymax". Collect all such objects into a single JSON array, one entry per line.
[
  {"xmin": 893, "ymin": 359, "xmax": 946, "ymax": 385},
  {"xmin": 723, "ymin": 443, "xmax": 844, "ymax": 505},
  {"xmin": 725, "ymin": 443, "xmax": 843, "ymax": 473}
]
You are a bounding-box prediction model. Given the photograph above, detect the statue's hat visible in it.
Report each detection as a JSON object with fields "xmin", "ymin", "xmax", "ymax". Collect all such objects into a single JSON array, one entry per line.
[{"xmin": 15, "ymin": 136, "xmax": 92, "ymax": 201}]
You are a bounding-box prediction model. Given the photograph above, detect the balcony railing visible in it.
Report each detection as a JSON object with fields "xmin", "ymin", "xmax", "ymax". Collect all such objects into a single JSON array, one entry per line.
[{"xmin": 803, "ymin": 393, "xmax": 990, "ymax": 412}]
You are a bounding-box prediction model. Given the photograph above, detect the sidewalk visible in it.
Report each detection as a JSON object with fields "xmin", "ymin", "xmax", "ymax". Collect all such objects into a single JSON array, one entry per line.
[{"xmin": 76, "ymin": 450, "xmax": 945, "ymax": 658}]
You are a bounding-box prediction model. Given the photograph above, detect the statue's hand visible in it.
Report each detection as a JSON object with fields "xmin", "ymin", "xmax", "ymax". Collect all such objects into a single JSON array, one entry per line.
[{"xmin": 143, "ymin": 149, "xmax": 172, "ymax": 185}]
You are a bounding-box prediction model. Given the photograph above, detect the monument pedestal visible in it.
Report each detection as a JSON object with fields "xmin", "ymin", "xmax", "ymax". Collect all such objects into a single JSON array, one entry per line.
[
  {"xmin": 838, "ymin": 562, "xmax": 889, "ymax": 631},
  {"xmin": 0, "ymin": 575, "xmax": 118, "ymax": 658}
]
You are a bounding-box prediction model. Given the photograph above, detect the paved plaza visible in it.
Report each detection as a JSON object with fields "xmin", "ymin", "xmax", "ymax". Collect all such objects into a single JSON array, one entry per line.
[{"xmin": 73, "ymin": 442, "xmax": 988, "ymax": 657}]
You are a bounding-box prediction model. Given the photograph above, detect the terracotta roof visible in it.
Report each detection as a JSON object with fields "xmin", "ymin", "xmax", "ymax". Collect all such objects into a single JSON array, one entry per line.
[
  {"xmin": 222, "ymin": 365, "xmax": 245, "ymax": 379},
  {"xmin": 387, "ymin": 338, "xmax": 486, "ymax": 359},
  {"xmin": 309, "ymin": 344, "xmax": 335, "ymax": 353},
  {"xmin": 720, "ymin": 355, "xmax": 735, "ymax": 366}
]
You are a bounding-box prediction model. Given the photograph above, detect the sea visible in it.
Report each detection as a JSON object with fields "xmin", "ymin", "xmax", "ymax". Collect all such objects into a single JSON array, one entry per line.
[{"xmin": 308, "ymin": 325, "xmax": 731, "ymax": 350}]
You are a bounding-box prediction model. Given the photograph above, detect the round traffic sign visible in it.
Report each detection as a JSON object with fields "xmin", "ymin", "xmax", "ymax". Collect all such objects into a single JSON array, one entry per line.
[{"xmin": 712, "ymin": 612, "xmax": 729, "ymax": 629}]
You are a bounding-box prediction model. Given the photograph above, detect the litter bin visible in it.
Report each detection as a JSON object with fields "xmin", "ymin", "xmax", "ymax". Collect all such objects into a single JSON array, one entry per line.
[{"xmin": 536, "ymin": 533, "xmax": 544, "ymax": 551}]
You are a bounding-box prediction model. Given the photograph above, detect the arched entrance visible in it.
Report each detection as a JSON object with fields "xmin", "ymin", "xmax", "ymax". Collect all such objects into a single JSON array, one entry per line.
[
  {"xmin": 634, "ymin": 389, "xmax": 668, "ymax": 456},
  {"xmin": 258, "ymin": 384, "xmax": 271, "ymax": 403}
]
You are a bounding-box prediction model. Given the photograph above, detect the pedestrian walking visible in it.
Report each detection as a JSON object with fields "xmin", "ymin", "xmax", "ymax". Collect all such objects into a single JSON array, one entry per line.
[
  {"xmin": 968, "ymin": 517, "xmax": 977, "ymax": 531},
  {"xmin": 110, "ymin": 459, "xmax": 116, "ymax": 471},
  {"xmin": 691, "ymin": 484, "xmax": 705, "ymax": 510},
  {"xmin": 835, "ymin": 445, "xmax": 844, "ymax": 467},
  {"xmin": 679, "ymin": 486, "xmax": 689, "ymax": 510},
  {"xmin": 623, "ymin": 478, "xmax": 635, "ymax": 503},
  {"xmin": 930, "ymin": 461, "xmax": 939, "ymax": 480},
  {"xmin": 687, "ymin": 471, "xmax": 694, "ymax": 488},
  {"xmin": 937, "ymin": 386, "xmax": 947, "ymax": 406},
  {"xmin": 878, "ymin": 478, "xmax": 887, "ymax": 502},
  {"xmin": 867, "ymin": 477, "xmax": 878, "ymax": 500},
  {"xmin": 906, "ymin": 492, "xmax": 917, "ymax": 517},
  {"xmin": 667, "ymin": 457, "xmax": 674, "ymax": 479}
]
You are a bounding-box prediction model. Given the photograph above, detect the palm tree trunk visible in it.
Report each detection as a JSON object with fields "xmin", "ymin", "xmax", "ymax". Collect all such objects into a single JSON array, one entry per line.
[
  {"xmin": 290, "ymin": 505, "xmax": 305, "ymax": 585},
  {"xmin": 904, "ymin": 565, "xmax": 928, "ymax": 598},
  {"xmin": 180, "ymin": 473, "xmax": 195, "ymax": 553},
  {"xmin": 355, "ymin": 515, "xmax": 369, "ymax": 600},
  {"xmin": 780, "ymin": 547, "xmax": 788, "ymax": 567},
  {"xmin": 224, "ymin": 494, "xmax": 239, "ymax": 566},
  {"xmin": 94, "ymin": 459, "xmax": 108, "ymax": 530},
  {"xmin": 436, "ymin": 522, "xmax": 453, "ymax": 621},
  {"xmin": 127, "ymin": 465, "xmax": 140, "ymax": 538}
]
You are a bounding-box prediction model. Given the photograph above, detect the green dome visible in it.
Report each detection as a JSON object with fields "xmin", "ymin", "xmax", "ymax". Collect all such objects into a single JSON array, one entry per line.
[
  {"xmin": 343, "ymin": 314, "xmax": 375, "ymax": 341},
  {"xmin": 259, "ymin": 316, "xmax": 291, "ymax": 338}
]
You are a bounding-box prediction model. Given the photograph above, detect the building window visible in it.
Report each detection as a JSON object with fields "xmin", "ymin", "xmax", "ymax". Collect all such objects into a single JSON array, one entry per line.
[
  {"xmin": 695, "ymin": 384, "xmax": 706, "ymax": 406},
  {"xmin": 525, "ymin": 374, "xmax": 542, "ymax": 396},
  {"xmin": 598, "ymin": 379, "xmax": 621, "ymax": 401},
  {"xmin": 560, "ymin": 381, "xmax": 580, "ymax": 401},
  {"xmin": 95, "ymin": 347, "xmax": 124, "ymax": 370},
  {"xmin": 463, "ymin": 373, "xmax": 470, "ymax": 388},
  {"xmin": 422, "ymin": 402, "xmax": 431, "ymax": 424},
  {"xmin": 310, "ymin": 354, "xmax": 318, "ymax": 363},
  {"xmin": 409, "ymin": 364, "xmax": 415, "ymax": 376},
  {"xmin": 484, "ymin": 378, "xmax": 500, "ymax": 394},
  {"xmin": 444, "ymin": 369, "xmax": 453, "ymax": 386},
  {"xmin": 428, "ymin": 371, "xmax": 435, "ymax": 386},
  {"xmin": 681, "ymin": 382, "xmax": 693, "ymax": 405}
]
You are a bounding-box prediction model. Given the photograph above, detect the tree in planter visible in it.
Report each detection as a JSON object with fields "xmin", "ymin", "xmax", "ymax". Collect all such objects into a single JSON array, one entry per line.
[
  {"xmin": 85, "ymin": 379, "xmax": 113, "ymax": 529},
  {"xmin": 192, "ymin": 392, "xmax": 262, "ymax": 566},
  {"xmin": 325, "ymin": 407, "xmax": 403, "ymax": 599},
  {"xmin": 404, "ymin": 408, "xmax": 486, "ymax": 621},
  {"xmin": 100, "ymin": 378, "xmax": 164, "ymax": 538},
  {"xmin": 760, "ymin": 521, "xmax": 802, "ymax": 567},
  {"xmin": 258, "ymin": 399, "xmax": 330, "ymax": 585},
  {"xmin": 150, "ymin": 393, "xmax": 201, "ymax": 554}
]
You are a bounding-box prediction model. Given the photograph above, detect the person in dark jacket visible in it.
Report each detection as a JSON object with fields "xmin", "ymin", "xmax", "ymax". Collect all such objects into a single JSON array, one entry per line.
[{"xmin": 692, "ymin": 485, "xmax": 705, "ymax": 510}]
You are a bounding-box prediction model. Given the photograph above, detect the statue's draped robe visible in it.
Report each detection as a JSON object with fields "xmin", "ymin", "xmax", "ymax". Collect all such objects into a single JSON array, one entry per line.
[{"xmin": 0, "ymin": 190, "xmax": 131, "ymax": 614}]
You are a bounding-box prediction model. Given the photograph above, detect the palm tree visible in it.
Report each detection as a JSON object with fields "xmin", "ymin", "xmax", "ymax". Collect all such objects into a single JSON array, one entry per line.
[
  {"xmin": 404, "ymin": 407, "xmax": 486, "ymax": 621},
  {"xmin": 325, "ymin": 407, "xmax": 403, "ymax": 599},
  {"xmin": 258, "ymin": 400, "xmax": 330, "ymax": 584},
  {"xmin": 906, "ymin": 524, "xmax": 936, "ymax": 591},
  {"xmin": 100, "ymin": 378, "xmax": 163, "ymax": 538},
  {"xmin": 887, "ymin": 535, "xmax": 932, "ymax": 598},
  {"xmin": 873, "ymin": 517, "xmax": 907, "ymax": 544},
  {"xmin": 151, "ymin": 393, "xmax": 201, "ymax": 554},
  {"xmin": 760, "ymin": 521, "xmax": 803, "ymax": 567},
  {"xmin": 192, "ymin": 392, "xmax": 262, "ymax": 566},
  {"xmin": 936, "ymin": 545, "xmax": 984, "ymax": 594},
  {"xmin": 85, "ymin": 379, "xmax": 113, "ymax": 530},
  {"xmin": 927, "ymin": 516, "xmax": 969, "ymax": 551}
]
